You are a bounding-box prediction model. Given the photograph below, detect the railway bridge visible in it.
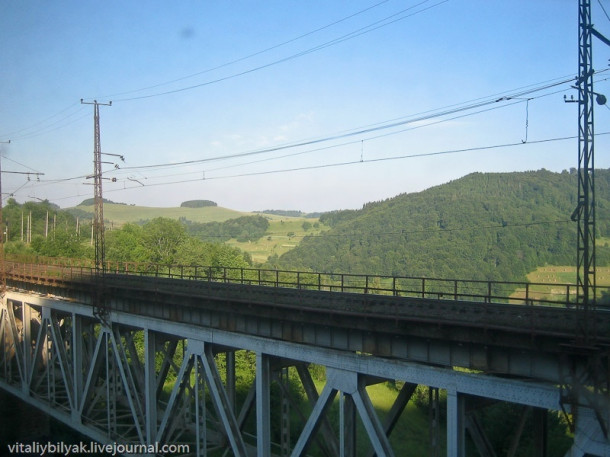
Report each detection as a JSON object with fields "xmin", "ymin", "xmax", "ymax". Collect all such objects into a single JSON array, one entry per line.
[{"xmin": 1, "ymin": 260, "xmax": 609, "ymax": 456}]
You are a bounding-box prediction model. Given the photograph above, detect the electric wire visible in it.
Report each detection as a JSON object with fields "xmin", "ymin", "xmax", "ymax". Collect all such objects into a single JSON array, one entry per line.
[
  {"xmin": 5, "ymin": 1, "xmax": 441, "ymax": 140},
  {"xmin": 114, "ymin": 73, "xmax": 580, "ymax": 173},
  {"xmin": 26, "ymin": 131, "xmax": 607, "ymax": 205},
  {"xmin": 210, "ymin": 73, "xmax": 586, "ymax": 173},
  {"xmin": 111, "ymin": 0, "xmax": 449, "ymax": 102},
  {"xmin": 196, "ymin": 134, "xmax": 598, "ymax": 182},
  {"xmin": 598, "ymin": 0, "xmax": 610, "ymax": 23},
  {"xmin": 110, "ymin": 72, "xmax": 609, "ymax": 184},
  {"xmin": 0, "ymin": 104, "xmax": 88, "ymax": 142},
  {"xmin": 28, "ymin": 97, "xmax": 524, "ymax": 188},
  {"xmin": 19, "ymin": 72, "xmax": 593, "ymax": 198},
  {"xmin": 101, "ymin": 0, "xmax": 393, "ymax": 99},
  {"xmin": 109, "ymin": 98, "xmax": 527, "ymax": 182},
  {"xmin": 0, "ymin": 102, "xmax": 80, "ymax": 138},
  {"xmin": 4, "ymin": 108, "xmax": 90, "ymax": 142},
  {"xmin": 194, "ymin": 219, "xmax": 574, "ymax": 241},
  {"xmin": 314, "ymin": 74, "xmax": 573, "ymax": 142},
  {"xmin": 11, "ymin": 70, "xmax": 605, "ymax": 202},
  {"xmin": 0, "ymin": 155, "xmax": 43, "ymax": 174},
  {"xmin": 3, "ymin": 180, "xmax": 34, "ymax": 203}
]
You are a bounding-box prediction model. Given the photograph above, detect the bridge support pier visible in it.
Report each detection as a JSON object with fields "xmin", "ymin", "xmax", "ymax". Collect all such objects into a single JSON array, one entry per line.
[
  {"xmin": 447, "ymin": 389, "xmax": 465, "ymax": 457},
  {"xmin": 257, "ymin": 352, "xmax": 271, "ymax": 457},
  {"xmin": 533, "ymin": 407, "xmax": 548, "ymax": 456},
  {"xmin": 566, "ymin": 406, "xmax": 610, "ymax": 457},
  {"xmin": 340, "ymin": 392, "xmax": 356, "ymax": 457}
]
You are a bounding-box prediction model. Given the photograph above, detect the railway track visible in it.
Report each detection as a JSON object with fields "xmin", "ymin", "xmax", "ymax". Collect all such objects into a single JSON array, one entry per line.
[{"xmin": 5, "ymin": 260, "xmax": 610, "ymax": 350}]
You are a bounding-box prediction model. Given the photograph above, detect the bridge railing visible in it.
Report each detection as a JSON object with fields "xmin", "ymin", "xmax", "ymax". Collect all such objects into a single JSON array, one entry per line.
[{"xmin": 4, "ymin": 258, "xmax": 594, "ymax": 307}]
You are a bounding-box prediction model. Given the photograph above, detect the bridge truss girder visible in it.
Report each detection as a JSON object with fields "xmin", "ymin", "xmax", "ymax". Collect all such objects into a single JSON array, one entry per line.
[{"xmin": 0, "ymin": 292, "xmax": 609, "ymax": 457}]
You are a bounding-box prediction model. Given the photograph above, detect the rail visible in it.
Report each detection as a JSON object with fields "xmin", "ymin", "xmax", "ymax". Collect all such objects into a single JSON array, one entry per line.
[{"xmin": 5, "ymin": 259, "xmax": 605, "ymax": 308}]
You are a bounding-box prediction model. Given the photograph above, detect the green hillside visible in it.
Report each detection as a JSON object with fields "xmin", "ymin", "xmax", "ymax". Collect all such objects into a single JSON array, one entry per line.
[
  {"xmin": 67, "ymin": 203, "xmax": 323, "ymax": 263},
  {"xmin": 274, "ymin": 169, "xmax": 610, "ymax": 282},
  {"xmin": 70, "ymin": 202, "xmax": 251, "ymax": 226}
]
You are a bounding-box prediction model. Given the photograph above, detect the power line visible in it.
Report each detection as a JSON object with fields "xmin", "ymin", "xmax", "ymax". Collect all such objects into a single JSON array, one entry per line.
[
  {"xmin": 14, "ymin": 92, "xmax": 540, "ymax": 192},
  {"xmin": 108, "ymin": 98, "xmax": 528, "ymax": 183},
  {"xmin": 0, "ymin": 104, "xmax": 88, "ymax": 142},
  {"xmin": 0, "ymin": 103, "xmax": 79, "ymax": 138},
  {"xmin": 101, "ymin": 0, "xmax": 393, "ymax": 99},
  {"xmin": 19, "ymin": 100, "xmax": 609, "ymax": 204},
  {"xmin": 111, "ymin": 0, "xmax": 449, "ymax": 102},
  {"xmin": 204, "ymin": 76, "xmax": 595, "ymax": 175},
  {"xmin": 0, "ymin": 156, "xmax": 43, "ymax": 174},
  {"xmin": 14, "ymin": 103, "xmax": 598, "ymax": 208},
  {"xmin": 12, "ymin": 70, "xmax": 604, "ymax": 203},
  {"xmin": 34, "ymin": 132, "xmax": 604, "ymax": 203},
  {"xmin": 47, "ymin": 94, "xmax": 520, "ymax": 187},
  {"xmin": 598, "ymin": 0, "xmax": 610, "ymax": 23},
  {"xmin": 113, "ymin": 73, "xmax": 579, "ymax": 174},
  {"xmin": 3, "ymin": 1, "xmax": 445, "ymax": 142},
  {"xmin": 197, "ymin": 134, "xmax": 595, "ymax": 182},
  {"xmin": 193, "ymin": 219, "xmax": 575, "ymax": 242},
  {"xmin": 3, "ymin": 180, "xmax": 32, "ymax": 203}
]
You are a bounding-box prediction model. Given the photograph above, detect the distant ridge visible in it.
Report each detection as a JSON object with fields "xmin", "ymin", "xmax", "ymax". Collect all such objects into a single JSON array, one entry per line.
[
  {"xmin": 180, "ymin": 200, "xmax": 217, "ymax": 208},
  {"xmin": 258, "ymin": 210, "xmax": 321, "ymax": 219},
  {"xmin": 78, "ymin": 198, "xmax": 126, "ymax": 206},
  {"xmin": 274, "ymin": 169, "xmax": 610, "ymax": 283},
  {"xmin": 68, "ymin": 202, "xmax": 249, "ymax": 225}
]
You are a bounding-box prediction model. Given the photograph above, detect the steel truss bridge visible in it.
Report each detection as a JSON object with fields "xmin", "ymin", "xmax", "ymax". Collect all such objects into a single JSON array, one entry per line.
[{"xmin": 1, "ymin": 260, "xmax": 610, "ymax": 456}]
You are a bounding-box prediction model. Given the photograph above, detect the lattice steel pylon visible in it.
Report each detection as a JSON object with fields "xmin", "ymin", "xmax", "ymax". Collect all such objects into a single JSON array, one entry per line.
[
  {"xmin": 575, "ymin": 0, "xmax": 596, "ymax": 340},
  {"xmin": 571, "ymin": 0, "xmax": 610, "ymax": 342},
  {"xmin": 0, "ymin": 141, "xmax": 9, "ymax": 297},
  {"xmin": 81, "ymin": 99, "xmax": 111, "ymax": 320},
  {"xmin": 81, "ymin": 100, "xmax": 111, "ymax": 272}
]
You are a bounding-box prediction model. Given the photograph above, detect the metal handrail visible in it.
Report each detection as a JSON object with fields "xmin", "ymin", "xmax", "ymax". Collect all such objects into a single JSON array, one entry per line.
[{"xmin": 3, "ymin": 258, "xmax": 601, "ymax": 308}]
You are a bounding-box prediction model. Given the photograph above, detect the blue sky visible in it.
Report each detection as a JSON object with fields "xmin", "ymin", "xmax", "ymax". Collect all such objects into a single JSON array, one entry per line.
[{"xmin": 1, "ymin": 1, "xmax": 610, "ymax": 212}]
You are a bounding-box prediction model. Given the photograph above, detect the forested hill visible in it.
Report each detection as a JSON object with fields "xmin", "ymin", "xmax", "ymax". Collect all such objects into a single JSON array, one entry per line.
[{"xmin": 273, "ymin": 169, "xmax": 610, "ymax": 282}]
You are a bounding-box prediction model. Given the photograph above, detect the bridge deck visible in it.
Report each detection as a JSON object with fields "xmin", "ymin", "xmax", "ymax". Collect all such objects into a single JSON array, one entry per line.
[
  {"xmin": 3, "ymin": 262, "xmax": 610, "ymax": 456},
  {"xmin": 6, "ymin": 261, "xmax": 610, "ymax": 381}
]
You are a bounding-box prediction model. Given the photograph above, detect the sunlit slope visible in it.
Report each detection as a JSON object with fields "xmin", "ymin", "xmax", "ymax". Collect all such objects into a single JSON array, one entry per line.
[
  {"xmin": 275, "ymin": 169, "xmax": 610, "ymax": 282},
  {"xmin": 73, "ymin": 203, "xmax": 251, "ymax": 225}
]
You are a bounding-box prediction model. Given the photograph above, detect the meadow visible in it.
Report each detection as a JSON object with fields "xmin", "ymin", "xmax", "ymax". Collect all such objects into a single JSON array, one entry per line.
[
  {"xmin": 510, "ymin": 265, "xmax": 610, "ymax": 304},
  {"xmin": 77, "ymin": 203, "xmax": 251, "ymax": 225},
  {"xmin": 227, "ymin": 217, "xmax": 327, "ymax": 264}
]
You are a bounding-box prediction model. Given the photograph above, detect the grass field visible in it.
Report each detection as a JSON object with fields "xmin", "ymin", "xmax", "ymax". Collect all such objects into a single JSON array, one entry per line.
[
  {"xmin": 527, "ymin": 265, "xmax": 610, "ymax": 286},
  {"xmin": 597, "ymin": 236, "xmax": 610, "ymax": 247},
  {"xmin": 511, "ymin": 265, "xmax": 610, "ymax": 304},
  {"xmin": 227, "ymin": 217, "xmax": 327, "ymax": 264},
  {"xmin": 75, "ymin": 203, "xmax": 252, "ymax": 225},
  {"xmin": 73, "ymin": 203, "xmax": 325, "ymax": 263},
  {"xmin": 309, "ymin": 377, "xmax": 439, "ymax": 455},
  {"xmin": 365, "ymin": 383, "xmax": 440, "ymax": 455}
]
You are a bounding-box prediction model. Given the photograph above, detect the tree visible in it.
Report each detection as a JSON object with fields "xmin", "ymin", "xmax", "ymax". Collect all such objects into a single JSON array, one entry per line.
[
  {"xmin": 180, "ymin": 200, "xmax": 217, "ymax": 208},
  {"xmin": 141, "ymin": 218, "xmax": 187, "ymax": 265},
  {"xmin": 105, "ymin": 224, "xmax": 149, "ymax": 263},
  {"xmin": 275, "ymin": 169, "xmax": 610, "ymax": 282},
  {"xmin": 30, "ymin": 231, "xmax": 90, "ymax": 258}
]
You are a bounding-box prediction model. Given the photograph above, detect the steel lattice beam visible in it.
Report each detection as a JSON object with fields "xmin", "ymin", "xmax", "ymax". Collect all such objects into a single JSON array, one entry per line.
[
  {"xmin": 574, "ymin": 0, "xmax": 597, "ymax": 339},
  {"xmin": 0, "ymin": 292, "xmax": 609, "ymax": 456},
  {"xmin": 80, "ymin": 99, "xmax": 111, "ymax": 321}
]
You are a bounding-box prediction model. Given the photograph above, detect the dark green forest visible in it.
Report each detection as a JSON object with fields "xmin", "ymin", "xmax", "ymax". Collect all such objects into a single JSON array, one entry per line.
[
  {"xmin": 259, "ymin": 209, "xmax": 321, "ymax": 218},
  {"xmin": 104, "ymin": 218, "xmax": 252, "ymax": 268},
  {"xmin": 272, "ymin": 169, "xmax": 610, "ymax": 282},
  {"xmin": 2, "ymin": 200, "xmax": 251, "ymax": 270},
  {"xmin": 183, "ymin": 215, "xmax": 270, "ymax": 242},
  {"xmin": 4, "ymin": 169, "xmax": 609, "ymax": 286},
  {"xmin": 180, "ymin": 199, "xmax": 218, "ymax": 208},
  {"xmin": 1, "ymin": 170, "xmax": 594, "ymax": 455}
]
